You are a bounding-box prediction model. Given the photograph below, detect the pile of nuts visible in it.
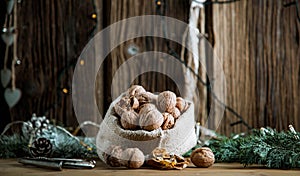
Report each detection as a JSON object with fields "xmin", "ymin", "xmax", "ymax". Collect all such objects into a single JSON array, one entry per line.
[
  {"xmin": 113, "ymin": 85, "xmax": 189, "ymax": 131},
  {"xmin": 103, "ymin": 146, "xmax": 215, "ymax": 169}
]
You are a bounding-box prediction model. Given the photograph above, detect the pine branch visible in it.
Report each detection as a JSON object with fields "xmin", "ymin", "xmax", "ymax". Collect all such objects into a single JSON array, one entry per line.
[{"xmin": 205, "ymin": 127, "xmax": 300, "ymax": 169}]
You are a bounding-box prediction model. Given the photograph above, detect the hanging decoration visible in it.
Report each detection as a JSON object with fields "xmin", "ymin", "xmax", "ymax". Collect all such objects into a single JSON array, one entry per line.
[
  {"xmin": 181, "ymin": 0, "xmax": 204, "ymax": 101},
  {"xmin": 1, "ymin": 0, "xmax": 22, "ymax": 108}
]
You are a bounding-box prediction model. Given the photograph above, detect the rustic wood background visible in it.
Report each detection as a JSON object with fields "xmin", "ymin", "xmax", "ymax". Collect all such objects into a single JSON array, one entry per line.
[{"xmin": 0, "ymin": 0, "xmax": 299, "ymax": 136}]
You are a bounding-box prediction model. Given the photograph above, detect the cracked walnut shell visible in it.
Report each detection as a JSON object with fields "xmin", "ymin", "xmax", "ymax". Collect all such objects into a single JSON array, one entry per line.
[
  {"xmin": 136, "ymin": 91, "xmax": 158, "ymax": 105},
  {"xmin": 128, "ymin": 85, "xmax": 146, "ymax": 96},
  {"xmin": 130, "ymin": 96, "xmax": 139, "ymax": 110},
  {"xmin": 161, "ymin": 112, "xmax": 175, "ymax": 130},
  {"xmin": 114, "ymin": 96, "xmax": 131, "ymax": 117}
]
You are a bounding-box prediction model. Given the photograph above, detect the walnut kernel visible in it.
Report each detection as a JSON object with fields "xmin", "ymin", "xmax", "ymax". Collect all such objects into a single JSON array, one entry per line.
[{"xmin": 161, "ymin": 112, "xmax": 175, "ymax": 130}]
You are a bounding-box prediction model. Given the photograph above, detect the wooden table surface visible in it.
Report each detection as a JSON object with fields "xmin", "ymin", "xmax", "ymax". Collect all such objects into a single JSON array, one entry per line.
[{"xmin": 0, "ymin": 159, "xmax": 299, "ymax": 176}]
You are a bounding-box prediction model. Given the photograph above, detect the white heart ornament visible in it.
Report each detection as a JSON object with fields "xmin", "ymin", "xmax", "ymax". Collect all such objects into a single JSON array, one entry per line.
[
  {"xmin": 1, "ymin": 69, "xmax": 11, "ymax": 87},
  {"xmin": 6, "ymin": 0, "xmax": 15, "ymax": 14},
  {"xmin": 4, "ymin": 88, "xmax": 22, "ymax": 108},
  {"xmin": 1, "ymin": 32, "xmax": 14, "ymax": 46}
]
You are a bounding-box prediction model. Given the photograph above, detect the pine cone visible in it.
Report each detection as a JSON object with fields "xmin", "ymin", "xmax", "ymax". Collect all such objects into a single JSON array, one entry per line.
[{"xmin": 30, "ymin": 137, "xmax": 52, "ymax": 157}]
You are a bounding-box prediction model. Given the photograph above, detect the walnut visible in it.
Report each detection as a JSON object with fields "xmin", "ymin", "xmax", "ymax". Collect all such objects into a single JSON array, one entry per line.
[
  {"xmin": 157, "ymin": 91, "xmax": 176, "ymax": 113},
  {"xmin": 175, "ymin": 97, "xmax": 187, "ymax": 112},
  {"xmin": 121, "ymin": 148, "xmax": 145, "ymax": 169},
  {"xmin": 138, "ymin": 103, "xmax": 157, "ymax": 116},
  {"xmin": 103, "ymin": 145, "xmax": 123, "ymax": 167},
  {"xmin": 161, "ymin": 112, "xmax": 175, "ymax": 130},
  {"xmin": 114, "ymin": 96, "xmax": 131, "ymax": 117},
  {"xmin": 139, "ymin": 109, "xmax": 164, "ymax": 131},
  {"xmin": 190, "ymin": 147, "xmax": 215, "ymax": 168},
  {"xmin": 120, "ymin": 111, "xmax": 139, "ymax": 130},
  {"xmin": 170, "ymin": 107, "xmax": 181, "ymax": 119},
  {"xmin": 136, "ymin": 92, "xmax": 158, "ymax": 105},
  {"xmin": 128, "ymin": 85, "xmax": 146, "ymax": 96}
]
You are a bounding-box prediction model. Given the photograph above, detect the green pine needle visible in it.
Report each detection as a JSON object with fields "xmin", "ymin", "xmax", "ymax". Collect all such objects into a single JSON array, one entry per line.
[{"xmin": 205, "ymin": 127, "xmax": 300, "ymax": 169}]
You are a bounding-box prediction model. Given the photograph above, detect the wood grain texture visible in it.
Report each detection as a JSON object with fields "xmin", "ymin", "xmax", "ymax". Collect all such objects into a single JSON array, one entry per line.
[
  {"xmin": 2, "ymin": 0, "xmax": 299, "ymax": 136},
  {"xmin": 9, "ymin": 0, "xmax": 96, "ymax": 127},
  {"xmin": 1, "ymin": 159, "xmax": 300, "ymax": 176},
  {"xmin": 212, "ymin": 0, "xmax": 300, "ymax": 135},
  {"xmin": 103, "ymin": 0, "xmax": 191, "ymax": 112}
]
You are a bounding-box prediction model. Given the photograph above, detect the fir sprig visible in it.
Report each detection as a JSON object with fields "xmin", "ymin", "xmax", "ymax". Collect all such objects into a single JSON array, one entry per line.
[
  {"xmin": 0, "ymin": 134, "xmax": 29, "ymax": 158},
  {"xmin": 0, "ymin": 133, "xmax": 98, "ymax": 159},
  {"xmin": 205, "ymin": 127, "xmax": 300, "ymax": 169}
]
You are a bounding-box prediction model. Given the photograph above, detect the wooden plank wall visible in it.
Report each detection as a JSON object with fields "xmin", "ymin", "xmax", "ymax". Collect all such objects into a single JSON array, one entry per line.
[
  {"xmin": 1, "ymin": 0, "xmax": 299, "ymax": 136},
  {"xmin": 0, "ymin": 0, "xmax": 97, "ymax": 128},
  {"xmin": 213, "ymin": 0, "xmax": 300, "ymax": 135},
  {"xmin": 103, "ymin": 0, "xmax": 190, "ymax": 111}
]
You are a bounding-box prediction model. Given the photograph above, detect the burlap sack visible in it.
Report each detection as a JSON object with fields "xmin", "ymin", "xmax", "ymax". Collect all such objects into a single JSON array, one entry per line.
[{"xmin": 96, "ymin": 93, "xmax": 197, "ymax": 163}]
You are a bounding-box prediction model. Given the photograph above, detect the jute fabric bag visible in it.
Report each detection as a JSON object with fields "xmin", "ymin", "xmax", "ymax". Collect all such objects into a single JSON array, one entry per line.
[{"xmin": 96, "ymin": 93, "xmax": 197, "ymax": 163}]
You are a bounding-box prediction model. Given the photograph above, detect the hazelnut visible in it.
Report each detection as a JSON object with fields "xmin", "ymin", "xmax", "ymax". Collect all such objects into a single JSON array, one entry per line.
[
  {"xmin": 161, "ymin": 113, "xmax": 175, "ymax": 130},
  {"xmin": 120, "ymin": 111, "xmax": 139, "ymax": 130},
  {"xmin": 114, "ymin": 96, "xmax": 131, "ymax": 117},
  {"xmin": 103, "ymin": 145, "xmax": 123, "ymax": 167},
  {"xmin": 139, "ymin": 109, "xmax": 164, "ymax": 131},
  {"xmin": 157, "ymin": 91, "xmax": 176, "ymax": 113},
  {"xmin": 170, "ymin": 107, "xmax": 181, "ymax": 119},
  {"xmin": 190, "ymin": 147, "xmax": 215, "ymax": 168},
  {"xmin": 136, "ymin": 92, "xmax": 158, "ymax": 105},
  {"xmin": 175, "ymin": 97, "xmax": 187, "ymax": 112},
  {"xmin": 121, "ymin": 148, "xmax": 145, "ymax": 169},
  {"xmin": 128, "ymin": 85, "xmax": 146, "ymax": 96}
]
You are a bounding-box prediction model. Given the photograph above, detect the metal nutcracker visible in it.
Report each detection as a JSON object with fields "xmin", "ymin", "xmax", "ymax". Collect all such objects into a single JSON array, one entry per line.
[{"xmin": 18, "ymin": 157, "xmax": 96, "ymax": 171}]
